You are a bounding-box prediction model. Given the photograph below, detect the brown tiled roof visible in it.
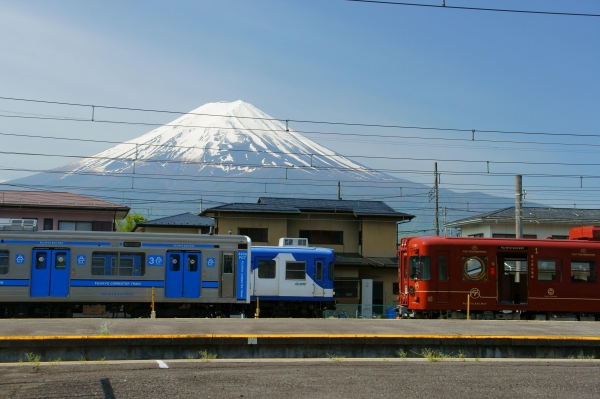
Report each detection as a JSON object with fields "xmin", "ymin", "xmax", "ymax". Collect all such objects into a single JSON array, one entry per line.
[{"xmin": 0, "ymin": 190, "xmax": 129, "ymax": 215}]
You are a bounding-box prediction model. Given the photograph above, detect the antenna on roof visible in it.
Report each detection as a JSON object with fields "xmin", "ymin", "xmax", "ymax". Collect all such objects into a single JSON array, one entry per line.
[{"xmin": 338, "ymin": 181, "xmax": 342, "ymax": 200}]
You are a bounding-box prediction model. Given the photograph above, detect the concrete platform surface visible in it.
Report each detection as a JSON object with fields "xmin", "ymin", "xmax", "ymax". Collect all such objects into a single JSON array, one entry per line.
[{"xmin": 1, "ymin": 318, "xmax": 599, "ymax": 338}]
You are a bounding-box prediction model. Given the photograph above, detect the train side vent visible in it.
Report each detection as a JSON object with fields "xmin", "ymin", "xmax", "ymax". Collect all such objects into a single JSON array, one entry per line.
[{"xmin": 279, "ymin": 238, "xmax": 309, "ymax": 247}]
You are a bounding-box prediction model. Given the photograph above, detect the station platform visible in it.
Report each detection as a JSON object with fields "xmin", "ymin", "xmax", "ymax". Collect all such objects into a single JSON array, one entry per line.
[{"xmin": 1, "ymin": 319, "xmax": 599, "ymax": 362}]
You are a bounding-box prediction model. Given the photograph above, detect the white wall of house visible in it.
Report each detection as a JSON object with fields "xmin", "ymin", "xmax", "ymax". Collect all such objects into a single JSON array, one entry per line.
[{"xmin": 458, "ymin": 222, "xmax": 581, "ymax": 238}]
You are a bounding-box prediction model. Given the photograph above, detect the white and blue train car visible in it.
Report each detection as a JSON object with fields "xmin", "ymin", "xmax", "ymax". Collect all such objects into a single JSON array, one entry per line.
[{"xmin": 250, "ymin": 244, "xmax": 335, "ymax": 317}]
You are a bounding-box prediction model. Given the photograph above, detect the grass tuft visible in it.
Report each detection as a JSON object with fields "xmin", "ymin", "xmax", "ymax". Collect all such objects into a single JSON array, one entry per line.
[
  {"xmin": 199, "ymin": 350, "xmax": 217, "ymax": 362},
  {"xmin": 24, "ymin": 352, "xmax": 41, "ymax": 366},
  {"xmin": 326, "ymin": 353, "xmax": 345, "ymax": 362}
]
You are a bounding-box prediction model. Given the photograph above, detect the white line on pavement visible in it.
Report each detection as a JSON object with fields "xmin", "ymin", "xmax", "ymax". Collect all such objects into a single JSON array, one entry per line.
[{"xmin": 156, "ymin": 360, "xmax": 169, "ymax": 369}]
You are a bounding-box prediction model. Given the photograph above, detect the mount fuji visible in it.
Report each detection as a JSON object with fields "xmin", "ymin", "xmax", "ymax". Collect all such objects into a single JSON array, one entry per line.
[{"xmin": 6, "ymin": 100, "xmax": 517, "ymax": 234}]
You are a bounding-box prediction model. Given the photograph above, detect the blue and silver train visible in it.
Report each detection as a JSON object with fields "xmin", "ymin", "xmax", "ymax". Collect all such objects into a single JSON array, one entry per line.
[{"xmin": 0, "ymin": 230, "xmax": 335, "ymax": 318}]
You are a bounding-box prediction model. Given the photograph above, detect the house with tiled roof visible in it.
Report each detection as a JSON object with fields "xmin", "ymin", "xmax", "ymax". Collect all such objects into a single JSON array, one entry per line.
[
  {"xmin": 202, "ymin": 197, "xmax": 414, "ymax": 315},
  {"xmin": 0, "ymin": 190, "xmax": 129, "ymax": 231},
  {"xmin": 134, "ymin": 212, "xmax": 214, "ymax": 234},
  {"xmin": 446, "ymin": 206, "xmax": 600, "ymax": 238}
]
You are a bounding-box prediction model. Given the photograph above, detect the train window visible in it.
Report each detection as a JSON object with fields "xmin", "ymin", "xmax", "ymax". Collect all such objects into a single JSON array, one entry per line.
[
  {"xmin": 54, "ymin": 252, "xmax": 68, "ymax": 270},
  {"xmin": 285, "ymin": 261, "xmax": 306, "ymax": 280},
  {"xmin": 538, "ymin": 259, "xmax": 561, "ymax": 282},
  {"xmin": 571, "ymin": 260, "xmax": 596, "ymax": 283},
  {"xmin": 258, "ymin": 260, "xmax": 276, "ymax": 279},
  {"xmin": 188, "ymin": 254, "xmax": 199, "ymax": 272},
  {"xmin": 328, "ymin": 262, "xmax": 334, "ymax": 281},
  {"xmin": 316, "ymin": 261, "xmax": 323, "ymax": 281},
  {"xmin": 169, "ymin": 254, "xmax": 181, "ymax": 272},
  {"xmin": 223, "ymin": 254, "xmax": 233, "ymax": 274},
  {"xmin": 410, "ymin": 256, "xmax": 430, "ymax": 280},
  {"xmin": 0, "ymin": 251, "xmax": 8, "ymax": 275},
  {"xmin": 91, "ymin": 252, "xmax": 145, "ymax": 276},
  {"xmin": 404, "ymin": 256, "xmax": 408, "ymax": 281},
  {"xmin": 36, "ymin": 253, "xmax": 47, "ymax": 270},
  {"xmin": 438, "ymin": 256, "xmax": 448, "ymax": 281},
  {"xmin": 92, "ymin": 256, "xmax": 108, "ymax": 275},
  {"xmin": 462, "ymin": 257, "xmax": 487, "ymax": 281}
]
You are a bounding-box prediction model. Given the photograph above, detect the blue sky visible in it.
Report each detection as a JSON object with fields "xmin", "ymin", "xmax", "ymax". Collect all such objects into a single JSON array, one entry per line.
[{"xmin": 1, "ymin": 0, "xmax": 599, "ymax": 215}]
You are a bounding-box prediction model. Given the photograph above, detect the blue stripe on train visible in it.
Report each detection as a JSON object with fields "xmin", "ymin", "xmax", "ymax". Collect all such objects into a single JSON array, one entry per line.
[
  {"xmin": 0, "ymin": 279, "xmax": 29, "ymax": 286},
  {"xmin": 140, "ymin": 243, "xmax": 215, "ymax": 248},
  {"xmin": 2, "ymin": 240, "xmax": 111, "ymax": 246},
  {"xmin": 201, "ymin": 281, "xmax": 219, "ymax": 288},
  {"xmin": 70, "ymin": 280, "xmax": 164, "ymax": 287}
]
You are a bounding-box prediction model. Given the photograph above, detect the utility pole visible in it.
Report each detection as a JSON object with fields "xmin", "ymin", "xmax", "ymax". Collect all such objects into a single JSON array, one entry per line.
[
  {"xmin": 515, "ymin": 175, "xmax": 523, "ymax": 285},
  {"xmin": 338, "ymin": 181, "xmax": 341, "ymax": 200},
  {"xmin": 434, "ymin": 162, "xmax": 439, "ymax": 236},
  {"xmin": 443, "ymin": 206, "xmax": 447, "ymax": 237},
  {"xmin": 515, "ymin": 175, "xmax": 523, "ymax": 239}
]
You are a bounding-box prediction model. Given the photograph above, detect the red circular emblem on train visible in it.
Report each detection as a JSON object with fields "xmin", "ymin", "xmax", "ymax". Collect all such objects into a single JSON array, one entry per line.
[
  {"xmin": 472, "ymin": 246, "xmax": 478, "ymax": 250},
  {"xmin": 581, "ymin": 249, "xmax": 587, "ymax": 254},
  {"xmin": 548, "ymin": 288, "xmax": 555, "ymax": 296},
  {"xmin": 469, "ymin": 288, "xmax": 481, "ymax": 299}
]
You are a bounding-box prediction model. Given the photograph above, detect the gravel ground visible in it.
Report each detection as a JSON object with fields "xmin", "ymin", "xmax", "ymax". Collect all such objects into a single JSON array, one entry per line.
[{"xmin": 2, "ymin": 360, "xmax": 600, "ymax": 399}]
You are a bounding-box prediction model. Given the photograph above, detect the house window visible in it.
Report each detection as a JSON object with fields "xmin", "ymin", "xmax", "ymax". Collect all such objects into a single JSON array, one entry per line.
[
  {"xmin": 299, "ymin": 230, "xmax": 343, "ymax": 245},
  {"xmin": 59, "ymin": 221, "xmax": 93, "ymax": 231},
  {"xmin": 238, "ymin": 228, "xmax": 268, "ymax": 243},
  {"xmin": 392, "ymin": 282, "xmax": 399, "ymax": 295},
  {"xmin": 92, "ymin": 221, "xmax": 113, "ymax": 231},
  {"xmin": 334, "ymin": 281, "xmax": 359, "ymax": 298},
  {"xmin": 43, "ymin": 218, "xmax": 53, "ymax": 230},
  {"xmin": 59, "ymin": 221, "xmax": 112, "ymax": 231},
  {"xmin": 468, "ymin": 233, "xmax": 484, "ymax": 238}
]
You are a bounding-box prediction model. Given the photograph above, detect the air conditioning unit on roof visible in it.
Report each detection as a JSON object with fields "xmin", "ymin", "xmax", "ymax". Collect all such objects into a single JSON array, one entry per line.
[{"xmin": 279, "ymin": 237, "xmax": 309, "ymax": 247}]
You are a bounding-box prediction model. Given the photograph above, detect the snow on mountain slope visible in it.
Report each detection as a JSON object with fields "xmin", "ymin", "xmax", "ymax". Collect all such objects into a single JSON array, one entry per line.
[{"xmin": 64, "ymin": 100, "xmax": 379, "ymax": 179}]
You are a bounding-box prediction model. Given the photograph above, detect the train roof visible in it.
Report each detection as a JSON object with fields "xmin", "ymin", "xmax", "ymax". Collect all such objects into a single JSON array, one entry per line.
[
  {"xmin": 0, "ymin": 230, "xmax": 250, "ymax": 245},
  {"xmin": 252, "ymin": 246, "xmax": 334, "ymax": 256}
]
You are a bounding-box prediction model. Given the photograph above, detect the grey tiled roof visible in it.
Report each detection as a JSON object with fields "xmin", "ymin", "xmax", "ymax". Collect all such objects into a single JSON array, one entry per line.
[
  {"xmin": 335, "ymin": 253, "xmax": 398, "ymax": 268},
  {"xmin": 137, "ymin": 213, "xmax": 214, "ymax": 227},
  {"xmin": 447, "ymin": 206, "xmax": 600, "ymax": 227},
  {"xmin": 203, "ymin": 197, "xmax": 413, "ymax": 219}
]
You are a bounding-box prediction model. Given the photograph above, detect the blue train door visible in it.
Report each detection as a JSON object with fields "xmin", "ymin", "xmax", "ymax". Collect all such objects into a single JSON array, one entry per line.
[
  {"xmin": 165, "ymin": 251, "xmax": 201, "ymax": 298},
  {"xmin": 30, "ymin": 249, "xmax": 70, "ymax": 297}
]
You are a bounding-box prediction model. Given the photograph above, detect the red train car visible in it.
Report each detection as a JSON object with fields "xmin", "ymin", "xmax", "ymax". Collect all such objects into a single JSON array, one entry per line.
[{"xmin": 397, "ymin": 226, "xmax": 600, "ymax": 320}]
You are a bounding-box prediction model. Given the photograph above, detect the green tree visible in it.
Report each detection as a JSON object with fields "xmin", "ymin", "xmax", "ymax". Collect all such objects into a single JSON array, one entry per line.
[{"xmin": 116, "ymin": 212, "xmax": 148, "ymax": 232}]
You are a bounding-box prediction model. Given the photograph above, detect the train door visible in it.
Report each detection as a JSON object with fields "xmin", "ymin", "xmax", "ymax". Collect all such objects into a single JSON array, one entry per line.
[
  {"xmin": 497, "ymin": 253, "xmax": 528, "ymax": 304},
  {"xmin": 436, "ymin": 251, "xmax": 450, "ymax": 304},
  {"xmin": 313, "ymin": 259, "xmax": 324, "ymax": 297},
  {"xmin": 30, "ymin": 249, "xmax": 70, "ymax": 297},
  {"xmin": 165, "ymin": 251, "xmax": 201, "ymax": 298},
  {"xmin": 221, "ymin": 252, "xmax": 235, "ymax": 298}
]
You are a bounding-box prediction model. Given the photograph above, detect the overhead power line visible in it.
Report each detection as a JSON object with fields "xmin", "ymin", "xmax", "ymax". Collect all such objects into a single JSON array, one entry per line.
[
  {"xmin": 342, "ymin": 0, "xmax": 600, "ymax": 18},
  {"xmin": 1, "ymin": 95, "xmax": 599, "ymax": 140}
]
